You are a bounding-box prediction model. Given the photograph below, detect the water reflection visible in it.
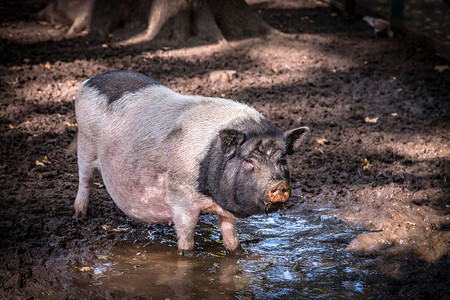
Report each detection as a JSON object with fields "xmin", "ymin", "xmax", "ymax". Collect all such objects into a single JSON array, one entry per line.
[
  {"xmin": 91, "ymin": 248, "xmax": 242, "ymax": 299},
  {"xmin": 82, "ymin": 208, "xmax": 386, "ymax": 299}
]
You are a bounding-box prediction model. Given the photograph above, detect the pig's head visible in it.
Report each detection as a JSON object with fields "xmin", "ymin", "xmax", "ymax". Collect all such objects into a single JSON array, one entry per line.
[{"xmin": 198, "ymin": 119, "xmax": 309, "ymax": 218}]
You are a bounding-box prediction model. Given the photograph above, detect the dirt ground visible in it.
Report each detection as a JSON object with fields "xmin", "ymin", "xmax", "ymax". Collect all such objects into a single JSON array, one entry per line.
[{"xmin": 1, "ymin": 0, "xmax": 449, "ymax": 298}]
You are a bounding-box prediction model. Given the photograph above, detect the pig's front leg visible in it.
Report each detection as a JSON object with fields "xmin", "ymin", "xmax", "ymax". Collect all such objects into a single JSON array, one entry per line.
[
  {"xmin": 218, "ymin": 214, "xmax": 241, "ymax": 252},
  {"xmin": 173, "ymin": 210, "xmax": 200, "ymax": 253}
]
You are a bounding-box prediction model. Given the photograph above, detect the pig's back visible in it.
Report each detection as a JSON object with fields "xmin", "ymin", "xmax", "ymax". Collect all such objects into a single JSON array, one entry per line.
[{"xmin": 76, "ymin": 70, "xmax": 264, "ymax": 172}]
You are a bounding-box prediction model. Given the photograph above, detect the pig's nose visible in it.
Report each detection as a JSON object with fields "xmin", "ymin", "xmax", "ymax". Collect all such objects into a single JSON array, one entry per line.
[{"xmin": 267, "ymin": 182, "xmax": 291, "ymax": 203}]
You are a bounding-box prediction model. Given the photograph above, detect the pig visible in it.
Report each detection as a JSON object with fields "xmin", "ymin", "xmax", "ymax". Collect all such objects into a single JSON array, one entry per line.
[{"xmin": 74, "ymin": 70, "xmax": 309, "ymax": 253}]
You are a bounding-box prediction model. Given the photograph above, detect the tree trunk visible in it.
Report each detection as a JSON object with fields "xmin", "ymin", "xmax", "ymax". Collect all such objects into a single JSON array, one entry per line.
[{"xmin": 36, "ymin": 0, "xmax": 276, "ymax": 44}]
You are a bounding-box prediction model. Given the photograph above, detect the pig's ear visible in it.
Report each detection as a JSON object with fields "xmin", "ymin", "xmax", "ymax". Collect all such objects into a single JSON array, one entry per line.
[
  {"xmin": 284, "ymin": 127, "xmax": 310, "ymax": 155},
  {"xmin": 219, "ymin": 129, "xmax": 246, "ymax": 157}
]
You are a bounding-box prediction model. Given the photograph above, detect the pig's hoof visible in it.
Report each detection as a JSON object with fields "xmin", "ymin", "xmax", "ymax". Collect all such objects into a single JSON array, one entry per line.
[
  {"xmin": 177, "ymin": 249, "xmax": 195, "ymax": 257},
  {"xmin": 226, "ymin": 245, "xmax": 246, "ymax": 256},
  {"xmin": 73, "ymin": 210, "xmax": 86, "ymax": 220}
]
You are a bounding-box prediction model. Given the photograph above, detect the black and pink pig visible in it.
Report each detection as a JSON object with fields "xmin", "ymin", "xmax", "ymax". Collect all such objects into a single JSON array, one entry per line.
[{"xmin": 74, "ymin": 70, "xmax": 309, "ymax": 252}]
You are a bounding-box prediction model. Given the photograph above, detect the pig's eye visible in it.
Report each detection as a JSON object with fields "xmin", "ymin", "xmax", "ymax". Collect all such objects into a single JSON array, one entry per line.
[{"xmin": 243, "ymin": 158, "xmax": 255, "ymax": 171}]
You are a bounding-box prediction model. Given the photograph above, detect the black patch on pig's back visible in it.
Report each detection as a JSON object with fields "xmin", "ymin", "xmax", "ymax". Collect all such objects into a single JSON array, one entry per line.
[{"xmin": 85, "ymin": 70, "xmax": 161, "ymax": 104}]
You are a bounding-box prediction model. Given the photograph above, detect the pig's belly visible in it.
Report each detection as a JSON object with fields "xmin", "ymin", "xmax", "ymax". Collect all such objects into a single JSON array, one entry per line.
[{"xmin": 101, "ymin": 167, "xmax": 173, "ymax": 224}]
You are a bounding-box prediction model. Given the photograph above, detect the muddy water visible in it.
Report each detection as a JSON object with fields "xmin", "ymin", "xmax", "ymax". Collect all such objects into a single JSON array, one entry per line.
[{"xmin": 69, "ymin": 204, "xmax": 397, "ymax": 299}]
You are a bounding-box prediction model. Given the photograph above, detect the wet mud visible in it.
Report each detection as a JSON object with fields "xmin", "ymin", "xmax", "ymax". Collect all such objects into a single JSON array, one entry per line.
[{"xmin": 1, "ymin": 0, "xmax": 449, "ymax": 298}]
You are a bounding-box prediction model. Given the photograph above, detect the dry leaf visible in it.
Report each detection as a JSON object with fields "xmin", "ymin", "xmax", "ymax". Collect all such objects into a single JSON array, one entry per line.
[
  {"xmin": 66, "ymin": 122, "xmax": 78, "ymax": 127},
  {"xmin": 94, "ymin": 182, "xmax": 104, "ymax": 188},
  {"xmin": 42, "ymin": 156, "xmax": 51, "ymax": 164},
  {"xmin": 316, "ymin": 138, "xmax": 328, "ymax": 146},
  {"xmin": 97, "ymin": 255, "xmax": 108, "ymax": 259},
  {"xmin": 36, "ymin": 160, "xmax": 46, "ymax": 167},
  {"xmin": 112, "ymin": 226, "xmax": 130, "ymax": 232},
  {"xmin": 9, "ymin": 124, "xmax": 14, "ymax": 129},
  {"xmin": 364, "ymin": 117, "xmax": 378, "ymax": 123},
  {"xmin": 101, "ymin": 225, "xmax": 111, "ymax": 231},
  {"xmin": 271, "ymin": 66, "xmax": 279, "ymax": 73},
  {"xmin": 315, "ymin": 147, "xmax": 324, "ymax": 154},
  {"xmin": 0, "ymin": 164, "xmax": 6, "ymax": 169},
  {"xmin": 73, "ymin": 266, "xmax": 92, "ymax": 272},
  {"xmin": 391, "ymin": 113, "xmax": 398, "ymax": 117},
  {"xmin": 361, "ymin": 158, "xmax": 371, "ymax": 170},
  {"xmin": 102, "ymin": 43, "xmax": 108, "ymax": 48},
  {"xmin": 39, "ymin": 21, "xmax": 49, "ymax": 26},
  {"xmin": 44, "ymin": 61, "xmax": 51, "ymax": 70},
  {"xmin": 434, "ymin": 65, "xmax": 449, "ymax": 72}
]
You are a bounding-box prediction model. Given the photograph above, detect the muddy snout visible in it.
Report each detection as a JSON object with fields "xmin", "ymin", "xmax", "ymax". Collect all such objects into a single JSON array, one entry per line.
[{"xmin": 267, "ymin": 182, "xmax": 291, "ymax": 203}]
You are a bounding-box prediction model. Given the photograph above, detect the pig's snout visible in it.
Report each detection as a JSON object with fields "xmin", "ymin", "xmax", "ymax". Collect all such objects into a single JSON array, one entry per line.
[{"xmin": 267, "ymin": 182, "xmax": 291, "ymax": 203}]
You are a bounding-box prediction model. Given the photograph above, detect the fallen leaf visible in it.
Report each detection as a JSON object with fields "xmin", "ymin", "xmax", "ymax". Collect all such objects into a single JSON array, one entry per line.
[
  {"xmin": 434, "ymin": 65, "xmax": 449, "ymax": 72},
  {"xmin": 42, "ymin": 156, "xmax": 51, "ymax": 165},
  {"xmin": 209, "ymin": 252, "xmax": 226, "ymax": 258},
  {"xmin": 73, "ymin": 266, "xmax": 92, "ymax": 272},
  {"xmin": 39, "ymin": 21, "xmax": 49, "ymax": 26},
  {"xmin": 97, "ymin": 255, "xmax": 108, "ymax": 259},
  {"xmin": 94, "ymin": 182, "xmax": 104, "ymax": 188},
  {"xmin": 9, "ymin": 124, "xmax": 14, "ymax": 129},
  {"xmin": 315, "ymin": 147, "xmax": 324, "ymax": 154},
  {"xmin": 361, "ymin": 158, "xmax": 371, "ymax": 170},
  {"xmin": 7, "ymin": 78, "xmax": 19, "ymax": 85},
  {"xmin": 112, "ymin": 226, "xmax": 130, "ymax": 232},
  {"xmin": 364, "ymin": 117, "xmax": 378, "ymax": 123},
  {"xmin": 391, "ymin": 113, "xmax": 398, "ymax": 117},
  {"xmin": 36, "ymin": 160, "xmax": 46, "ymax": 167},
  {"xmin": 102, "ymin": 43, "xmax": 108, "ymax": 48},
  {"xmin": 0, "ymin": 164, "xmax": 6, "ymax": 169},
  {"xmin": 55, "ymin": 24, "xmax": 63, "ymax": 29},
  {"xmin": 271, "ymin": 66, "xmax": 279, "ymax": 73},
  {"xmin": 316, "ymin": 138, "xmax": 329, "ymax": 146},
  {"xmin": 44, "ymin": 61, "xmax": 51, "ymax": 70},
  {"xmin": 66, "ymin": 122, "xmax": 78, "ymax": 127},
  {"xmin": 101, "ymin": 225, "xmax": 111, "ymax": 231}
]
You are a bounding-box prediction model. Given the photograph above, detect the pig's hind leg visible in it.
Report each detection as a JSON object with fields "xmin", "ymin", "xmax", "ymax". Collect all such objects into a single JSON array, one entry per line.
[{"xmin": 74, "ymin": 137, "xmax": 97, "ymax": 218}]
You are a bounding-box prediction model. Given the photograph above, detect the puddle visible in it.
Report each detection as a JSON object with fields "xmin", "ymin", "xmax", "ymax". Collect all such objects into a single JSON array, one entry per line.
[{"xmin": 74, "ymin": 208, "xmax": 391, "ymax": 299}]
